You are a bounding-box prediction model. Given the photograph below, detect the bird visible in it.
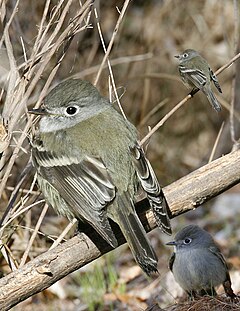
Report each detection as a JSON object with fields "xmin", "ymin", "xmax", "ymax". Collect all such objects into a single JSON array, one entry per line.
[
  {"xmin": 29, "ymin": 78, "xmax": 172, "ymax": 275},
  {"xmin": 175, "ymin": 49, "xmax": 222, "ymax": 112},
  {"xmin": 166, "ymin": 225, "xmax": 237, "ymax": 299}
]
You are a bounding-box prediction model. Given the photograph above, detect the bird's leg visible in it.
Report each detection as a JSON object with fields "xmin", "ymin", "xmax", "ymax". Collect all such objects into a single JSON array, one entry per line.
[
  {"xmin": 200, "ymin": 287, "xmax": 217, "ymax": 297},
  {"xmin": 189, "ymin": 88, "xmax": 199, "ymax": 97},
  {"xmin": 187, "ymin": 290, "xmax": 198, "ymax": 300}
]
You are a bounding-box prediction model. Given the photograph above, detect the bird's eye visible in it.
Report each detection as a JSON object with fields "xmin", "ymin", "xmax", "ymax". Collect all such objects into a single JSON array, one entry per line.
[
  {"xmin": 184, "ymin": 238, "xmax": 192, "ymax": 244},
  {"xmin": 183, "ymin": 53, "xmax": 188, "ymax": 58},
  {"xmin": 64, "ymin": 105, "xmax": 79, "ymax": 116}
]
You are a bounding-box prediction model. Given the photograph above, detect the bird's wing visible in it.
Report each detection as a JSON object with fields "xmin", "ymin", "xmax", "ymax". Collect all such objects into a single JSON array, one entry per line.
[
  {"xmin": 208, "ymin": 245, "xmax": 236, "ymax": 298},
  {"xmin": 209, "ymin": 245, "xmax": 227, "ymax": 267},
  {"xmin": 131, "ymin": 144, "xmax": 172, "ymax": 235},
  {"xmin": 179, "ymin": 65, "xmax": 207, "ymax": 90},
  {"xmin": 209, "ymin": 245, "xmax": 230, "ymax": 276},
  {"xmin": 209, "ymin": 68, "xmax": 222, "ymax": 93},
  {"xmin": 32, "ymin": 140, "xmax": 117, "ymax": 247}
]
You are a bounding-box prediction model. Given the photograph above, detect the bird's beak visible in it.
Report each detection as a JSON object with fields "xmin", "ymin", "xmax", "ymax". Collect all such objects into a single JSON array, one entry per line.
[
  {"xmin": 166, "ymin": 241, "xmax": 176, "ymax": 246},
  {"xmin": 174, "ymin": 55, "xmax": 180, "ymax": 59},
  {"xmin": 28, "ymin": 107, "xmax": 48, "ymax": 115}
]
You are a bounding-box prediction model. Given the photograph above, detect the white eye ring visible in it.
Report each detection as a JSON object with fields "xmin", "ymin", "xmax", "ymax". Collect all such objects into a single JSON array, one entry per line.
[
  {"xmin": 64, "ymin": 104, "xmax": 80, "ymax": 116},
  {"xmin": 184, "ymin": 238, "xmax": 192, "ymax": 244},
  {"xmin": 183, "ymin": 53, "xmax": 188, "ymax": 58}
]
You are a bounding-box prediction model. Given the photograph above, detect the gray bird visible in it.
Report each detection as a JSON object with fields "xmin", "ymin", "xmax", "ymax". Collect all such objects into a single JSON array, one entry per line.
[
  {"xmin": 175, "ymin": 49, "xmax": 222, "ymax": 112},
  {"xmin": 29, "ymin": 79, "xmax": 172, "ymax": 275},
  {"xmin": 166, "ymin": 225, "xmax": 236, "ymax": 299}
]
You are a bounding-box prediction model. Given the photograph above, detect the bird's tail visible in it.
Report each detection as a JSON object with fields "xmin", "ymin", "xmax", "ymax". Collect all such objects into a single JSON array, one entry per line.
[
  {"xmin": 203, "ymin": 86, "xmax": 221, "ymax": 112},
  {"xmin": 110, "ymin": 192, "xmax": 158, "ymax": 275},
  {"xmin": 223, "ymin": 272, "xmax": 237, "ymax": 299},
  {"xmin": 130, "ymin": 145, "xmax": 172, "ymax": 235}
]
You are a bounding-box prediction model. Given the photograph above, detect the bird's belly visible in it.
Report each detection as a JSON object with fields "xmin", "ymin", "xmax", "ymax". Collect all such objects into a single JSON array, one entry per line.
[
  {"xmin": 180, "ymin": 73, "xmax": 195, "ymax": 89},
  {"xmin": 173, "ymin": 249, "xmax": 226, "ymax": 291},
  {"xmin": 37, "ymin": 174, "xmax": 76, "ymax": 221}
]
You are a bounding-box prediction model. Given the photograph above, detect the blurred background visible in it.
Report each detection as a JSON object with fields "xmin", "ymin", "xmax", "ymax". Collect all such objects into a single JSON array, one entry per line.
[{"xmin": 0, "ymin": 0, "xmax": 239, "ymax": 310}]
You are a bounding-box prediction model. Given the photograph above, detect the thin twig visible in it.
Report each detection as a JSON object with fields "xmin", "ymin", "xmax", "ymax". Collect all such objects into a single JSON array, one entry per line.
[
  {"xmin": 139, "ymin": 98, "xmax": 169, "ymax": 127},
  {"xmin": 0, "ymin": 241, "xmax": 18, "ymax": 271},
  {"xmin": 71, "ymin": 53, "xmax": 153, "ymax": 79},
  {"xmin": 229, "ymin": 0, "xmax": 239, "ymax": 143},
  {"xmin": 49, "ymin": 219, "xmax": 77, "ymax": 250},
  {"xmin": 140, "ymin": 60, "xmax": 151, "ymax": 122},
  {"xmin": 129, "ymin": 72, "xmax": 180, "ymax": 82},
  {"xmin": 215, "ymin": 52, "xmax": 240, "ymax": 75},
  {"xmin": 2, "ymin": 0, "xmax": 20, "ymax": 122},
  {"xmin": 208, "ymin": 122, "xmax": 225, "ymax": 163},
  {"xmin": 0, "ymin": 200, "xmax": 45, "ymax": 234},
  {"xmin": 32, "ymin": 0, "xmax": 61, "ymax": 57},
  {"xmin": 94, "ymin": 0, "xmax": 131, "ymax": 85},
  {"xmin": 19, "ymin": 203, "xmax": 49, "ymax": 267},
  {"xmin": 93, "ymin": 5, "xmax": 128, "ymax": 119},
  {"xmin": 5, "ymin": 187, "xmax": 40, "ymax": 195},
  {"xmin": 140, "ymin": 94, "xmax": 191, "ymax": 145}
]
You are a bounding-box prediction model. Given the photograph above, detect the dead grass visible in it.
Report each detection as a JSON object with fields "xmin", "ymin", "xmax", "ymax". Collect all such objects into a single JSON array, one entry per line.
[{"xmin": 168, "ymin": 295, "xmax": 240, "ymax": 311}]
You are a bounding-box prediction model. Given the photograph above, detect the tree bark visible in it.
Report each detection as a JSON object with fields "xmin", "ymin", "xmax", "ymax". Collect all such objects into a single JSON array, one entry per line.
[{"xmin": 0, "ymin": 150, "xmax": 240, "ymax": 310}]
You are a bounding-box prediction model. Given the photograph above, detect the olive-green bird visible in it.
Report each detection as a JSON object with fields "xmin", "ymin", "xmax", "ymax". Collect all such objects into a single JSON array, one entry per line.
[
  {"xmin": 175, "ymin": 49, "xmax": 222, "ymax": 112},
  {"xmin": 29, "ymin": 79, "xmax": 172, "ymax": 275}
]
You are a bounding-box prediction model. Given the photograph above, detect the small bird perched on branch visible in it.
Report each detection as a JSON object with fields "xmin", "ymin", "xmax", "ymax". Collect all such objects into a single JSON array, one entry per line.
[
  {"xmin": 166, "ymin": 225, "xmax": 237, "ymax": 299},
  {"xmin": 175, "ymin": 49, "xmax": 222, "ymax": 112},
  {"xmin": 29, "ymin": 78, "xmax": 172, "ymax": 275}
]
